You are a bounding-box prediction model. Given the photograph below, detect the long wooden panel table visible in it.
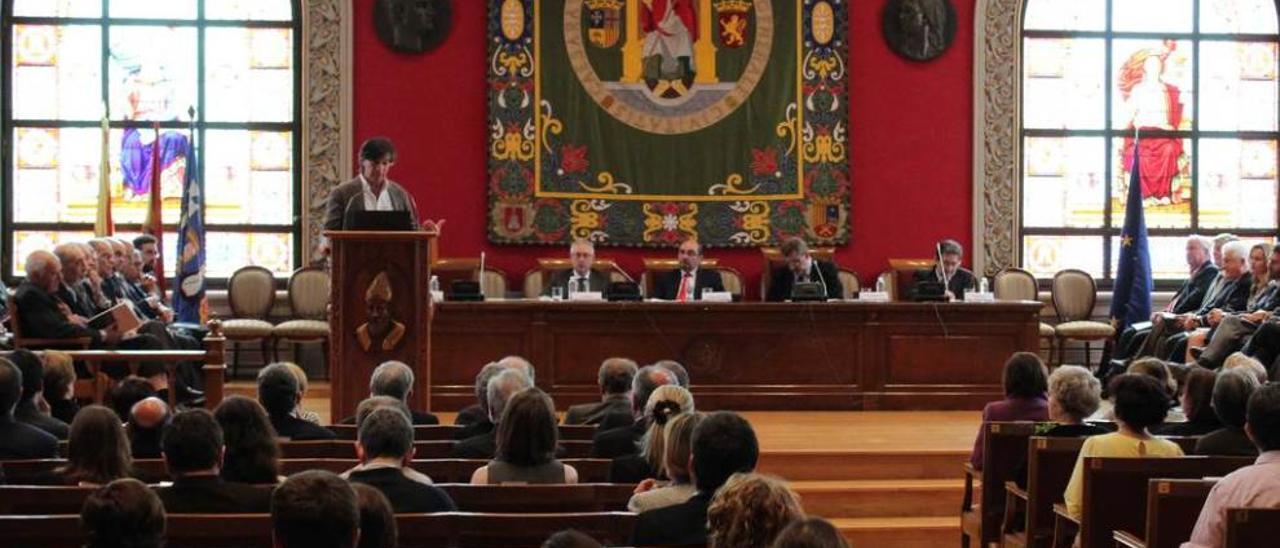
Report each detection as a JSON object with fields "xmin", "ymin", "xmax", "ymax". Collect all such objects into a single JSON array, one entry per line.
[{"xmin": 429, "ymin": 301, "xmax": 1042, "ymax": 411}]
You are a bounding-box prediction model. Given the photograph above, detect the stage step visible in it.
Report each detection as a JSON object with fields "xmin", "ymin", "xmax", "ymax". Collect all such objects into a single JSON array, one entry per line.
[
  {"xmin": 758, "ymin": 450, "xmax": 968, "ymax": 480},
  {"xmin": 791, "ymin": 479, "xmax": 968, "ymax": 518},
  {"xmin": 832, "ymin": 516, "xmax": 958, "ymax": 548}
]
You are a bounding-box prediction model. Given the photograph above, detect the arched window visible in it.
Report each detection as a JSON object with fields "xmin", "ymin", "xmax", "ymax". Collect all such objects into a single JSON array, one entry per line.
[
  {"xmin": 2, "ymin": 0, "xmax": 300, "ymax": 280},
  {"xmin": 1019, "ymin": 0, "xmax": 1280, "ymax": 282}
]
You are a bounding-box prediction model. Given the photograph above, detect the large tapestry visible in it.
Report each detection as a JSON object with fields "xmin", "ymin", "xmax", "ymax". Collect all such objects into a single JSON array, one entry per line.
[{"xmin": 487, "ymin": 0, "xmax": 849, "ymax": 247}]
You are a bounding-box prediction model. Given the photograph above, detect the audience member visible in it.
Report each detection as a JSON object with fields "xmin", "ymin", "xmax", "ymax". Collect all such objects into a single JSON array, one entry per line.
[
  {"xmin": 351, "ymin": 482, "xmax": 398, "ymax": 548},
  {"xmin": 281, "ymin": 362, "xmax": 322, "ymax": 424},
  {"xmin": 454, "ymin": 362, "xmax": 505, "ymax": 433},
  {"xmin": 346, "ymin": 406, "xmax": 456, "ymax": 512},
  {"xmin": 631, "ymin": 411, "xmax": 760, "ymax": 546},
  {"xmin": 1195, "ymin": 367, "xmax": 1262, "ymax": 456},
  {"xmin": 1183, "ymin": 382, "xmax": 1280, "ymax": 548},
  {"xmin": 80, "ymin": 478, "xmax": 165, "ymax": 548},
  {"xmin": 156, "ymin": 409, "xmax": 272, "ymax": 513},
  {"xmin": 472, "ymin": 387, "xmax": 579, "ymax": 484},
  {"xmin": 352, "ymin": 396, "xmax": 412, "ymax": 429},
  {"xmin": 272, "ymin": 470, "xmax": 361, "ymax": 548},
  {"xmin": 1065, "ymin": 374, "xmax": 1183, "ymax": 517},
  {"xmin": 56, "ymin": 405, "xmax": 132, "ymax": 486},
  {"xmin": 629, "ymin": 412, "xmax": 703, "ymax": 512},
  {"xmin": 653, "ymin": 359, "xmax": 690, "ymax": 388},
  {"xmin": 452, "ymin": 368, "xmax": 532, "ymax": 458},
  {"xmin": 10, "ymin": 348, "xmax": 69, "ymax": 439},
  {"xmin": 498, "ymin": 355, "xmax": 537, "ymax": 382},
  {"xmin": 341, "ymin": 361, "xmax": 439, "ymax": 425},
  {"xmin": 0, "ymin": 357, "xmax": 57, "ymax": 459},
  {"xmin": 258, "ymin": 362, "xmax": 334, "ymax": 440},
  {"xmin": 970, "ymin": 352, "xmax": 1049, "ymax": 468},
  {"xmin": 1044, "ymin": 365, "xmax": 1106, "ymax": 436},
  {"xmin": 543, "ymin": 529, "xmax": 604, "ymax": 548},
  {"xmin": 771, "ymin": 517, "xmax": 851, "ymax": 548},
  {"xmin": 1154, "ymin": 367, "xmax": 1221, "ymax": 436},
  {"xmin": 128, "ymin": 397, "xmax": 170, "ymax": 459},
  {"xmin": 41, "ymin": 350, "xmax": 79, "ymax": 424},
  {"xmin": 593, "ymin": 364, "xmax": 676, "ymax": 459},
  {"xmin": 707, "ymin": 473, "xmax": 804, "ymax": 548},
  {"xmin": 562, "ymin": 357, "xmax": 637, "ymax": 425},
  {"xmin": 1222, "ymin": 352, "xmax": 1268, "ymax": 384},
  {"xmin": 213, "ymin": 395, "xmax": 282, "ymax": 484},
  {"xmin": 108, "ymin": 377, "xmax": 157, "ymax": 420},
  {"xmin": 613, "ymin": 384, "xmax": 695, "ymax": 483}
]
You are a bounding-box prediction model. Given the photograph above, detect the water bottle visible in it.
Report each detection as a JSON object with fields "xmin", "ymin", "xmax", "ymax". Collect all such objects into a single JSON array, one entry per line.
[
  {"xmin": 979, "ymin": 277, "xmax": 989, "ymax": 294},
  {"xmin": 875, "ymin": 277, "xmax": 886, "ymax": 293},
  {"xmin": 429, "ymin": 275, "xmax": 440, "ymax": 293}
]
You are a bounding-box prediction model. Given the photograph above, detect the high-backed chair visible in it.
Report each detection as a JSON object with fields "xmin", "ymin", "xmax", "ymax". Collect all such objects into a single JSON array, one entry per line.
[
  {"xmin": 639, "ymin": 257, "xmax": 726, "ymax": 298},
  {"xmin": 222, "ymin": 265, "xmax": 276, "ymax": 378},
  {"xmin": 523, "ymin": 258, "xmax": 629, "ymax": 298},
  {"xmin": 995, "ymin": 267, "xmax": 1055, "ymax": 362},
  {"xmin": 271, "ymin": 266, "xmax": 330, "ymax": 378},
  {"xmin": 838, "ymin": 268, "xmax": 860, "ymax": 299},
  {"xmin": 759, "ymin": 246, "xmax": 835, "ymax": 300},
  {"xmin": 1050, "ymin": 269, "xmax": 1115, "ymax": 368},
  {"xmin": 433, "ymin": 258, "xmax": 508, "ymax": 299}
]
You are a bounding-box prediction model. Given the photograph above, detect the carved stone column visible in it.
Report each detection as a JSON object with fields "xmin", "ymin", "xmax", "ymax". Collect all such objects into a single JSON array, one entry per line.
[
  {"xmin": 972, "ymin": 0, "xmax": 1022, "ymax": 276},
  {"xmin": 302, "ymin": 0, "xmax": 353, "ymax": 266}
]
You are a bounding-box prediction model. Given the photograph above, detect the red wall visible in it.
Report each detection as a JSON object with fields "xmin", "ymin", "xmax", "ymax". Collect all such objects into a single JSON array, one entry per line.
[{"xmin": 352, "ymin": 0, "xmax": 975, "ymax": 298}]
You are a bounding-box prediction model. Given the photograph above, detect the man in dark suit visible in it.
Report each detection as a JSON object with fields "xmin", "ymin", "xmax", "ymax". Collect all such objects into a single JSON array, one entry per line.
[
  {"xmin": 1112, "ymin": 235, "xmax": 1219, "ymax": 366},
  {"xmin": 1196, "ymin": 247, "xmax": 1280, "ymax": 368},
  {"xmin": 272, "ymin": 471, "xmax": 361, "ymax": 548},
  {"xmin": 936, "ymin": 239, "xmax": 978, "ymax": 300},
  {"xmin": 128, "ymin": 397, "xmax": 169, "ymax": 459},
  {"xmin": 16, "ymin": 251, "xmax": 113, "ymax": 347},
  {"xmin": 542, "ymin": 239, "xmax": 611, "ymax": 296},
  {"xmin": 453, "ymin": 362, "xmax": 505, "ymax": 434},
  {"xmin": 563, "ymin": 358, "xmax": 637, "ymax": 425},
  {"xmin": 766, "ymin": 237, "xmax": 843, "ymax": 302},
  {"xmin": 345, "ymin": 407, "xmax": 456, "ymax": 513},
  {"xmin": 258, "ymin": 363, "xmax": 335, "ymax": 440},
  {"xmin": 631, "ymin": 411, "xmax": 760, "ymax": 546},
  {"xmin": 8, "ymin": 349, "xmax": 69, "ymax": 439},
  {"xmin": 0, "ymin": 358, "xmax": 58, "ymax": 460},
  {"xmin": 1145, "ymin": 241, "xmax": 1253, "ymax": 361},
  {"xmin": 591, "ymin": 365, "xmax": 676, "ymax": 459},
  {"xmin": 155, "ymin": 409, "xmax": 272, "ymax": 513},
  {"xmin": 339, "ymin": 361, "xmax": 438, "ymax": 425},
  {"xmin": 652, "ymin": 238, "xmax": 726, "ymax": 301},
  {"xmin": 451, "ymin": 368, "xmax": 532, "ymax": 459}
]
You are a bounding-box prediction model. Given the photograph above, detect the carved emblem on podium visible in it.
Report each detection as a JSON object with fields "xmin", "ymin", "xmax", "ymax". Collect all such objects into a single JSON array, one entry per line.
[{"xmin": 356, "ymin": 271, "xmax": 406, "ymax": 352}]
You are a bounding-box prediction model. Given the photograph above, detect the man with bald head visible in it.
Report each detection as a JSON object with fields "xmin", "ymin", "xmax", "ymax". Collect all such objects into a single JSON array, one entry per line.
[
  {"xmin": 542, "ymin": 239, "xmax": 610, "ymax": 296},
  {"xmin": 51, "ymin": 244, "xmax": 100, "ymax": 319},
  {"xmin": 591, "ymin": 364, "xmax": 676, "ymax": 458},
  {"xmin": 129, "ymin": 397, "xmax": 170, "ymax": 458}
]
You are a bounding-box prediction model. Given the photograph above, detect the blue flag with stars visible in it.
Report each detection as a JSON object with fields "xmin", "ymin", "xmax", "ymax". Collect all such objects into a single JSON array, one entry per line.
[
  {"xmin": 1109, "ymin": 138, "xmax": 1153, "ymax": 333},
  {"xmin": 172, "ymin": 135, "xmax": 207, "ymax": 324}
]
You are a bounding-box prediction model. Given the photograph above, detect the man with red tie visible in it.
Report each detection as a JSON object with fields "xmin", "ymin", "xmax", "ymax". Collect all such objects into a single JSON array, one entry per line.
[{"xmin": 653, "ymin": 238, "xmax": 725, "ymax": 301}]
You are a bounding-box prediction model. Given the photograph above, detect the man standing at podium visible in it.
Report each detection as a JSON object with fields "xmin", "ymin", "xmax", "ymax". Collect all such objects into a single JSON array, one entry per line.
[{"xmin": 324, "ymin": 138, "xmax": 424, "ymax": 230}]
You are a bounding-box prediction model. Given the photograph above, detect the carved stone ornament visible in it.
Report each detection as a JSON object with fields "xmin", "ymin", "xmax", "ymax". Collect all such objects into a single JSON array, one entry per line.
[
  {"xmin": 973, "ymin": 0, "xmax": 1021, "ymax": 276},
  {"xmin": 882, "ymin": 0, "xmax": 958, "ymax": 62},
  {"xmin": 304, "ymin": 0, "xmax": 352, "ymax": 265},
  {"xmin": 373, "ymin": 0, "xmax": 453, "ymax": 54}
]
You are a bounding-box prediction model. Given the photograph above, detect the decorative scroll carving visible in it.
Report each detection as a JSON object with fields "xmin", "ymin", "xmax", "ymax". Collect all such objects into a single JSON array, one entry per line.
[
  {"xmin": 974, "ymin": 0, "xmax": 1021, "ymax": 276},
  {"xmin": 303, "ymin": 0, "xmax": 351, "ymax": 265}
]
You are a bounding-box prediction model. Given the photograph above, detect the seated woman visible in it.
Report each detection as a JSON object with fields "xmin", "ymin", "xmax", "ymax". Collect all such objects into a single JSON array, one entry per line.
[
  {"xmin": 1065, "ymin": 374, "xmax": 1184, "ymax": 518},
  {"xmin": 1195, "ymin": 367, "xmax": 1261, "ymax": 456},
  {"xmin": 628, "ymin": 411, "xmax": 703, "ymax": 512},
  {"xmin": 970, "ymin": 352, "xmax": 1049, "ymax": 469},
  {"xmin": 1153, "ymin": 366, "xmax": 1220, "ymax": 436},
  {"xmin": 54, "ymin": 405, "xmax": 133, "ymax": 486},
  {"xmin": 213, "ymin": 395, "xmax": 283, "ymax": 484},
  {"xmin": 282, "ymin": 362, "xmax": 322, "ymax": 424},
  {"xmin": 612, "ymin": 384, "xmax": 695, "ymax": 483},
  {"xmin": 41, "ymin": 350, "xmax": 79, "ymax": 424},
  {"xmin": 707, "ymin": 473, "xmax": 804, "ymax": 548},
  {"xmin": 471, "ymin": 387, "xmax": 578, "ymax": 484},
  {"xmin": 1044, "ymin": 365, "xmax": 1107, "ymax": 436}
]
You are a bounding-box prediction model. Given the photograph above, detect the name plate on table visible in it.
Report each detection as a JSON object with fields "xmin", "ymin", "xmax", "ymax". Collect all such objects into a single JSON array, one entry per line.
[
  {"xmin": 859, "ymin": 292, "xmax": 890, "ymax": 302},
  {"xmin": 430, "ymin": 290, "xmax": 445, "ymax": 302},
  {"xmin": 966, "ymin": 292, "xmax": 995, "ymax": 303},
  {"xmin": 568, "ymin": 291, "xmax": 604, "ymax": 302},
  {"xmin": 700, "ymin": 291, "xmax": 733, "ymax": 303}
]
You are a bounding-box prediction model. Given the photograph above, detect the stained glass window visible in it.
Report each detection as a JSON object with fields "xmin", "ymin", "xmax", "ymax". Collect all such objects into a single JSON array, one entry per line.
[
  {"xmin": 1021, "ymin": 0, "xmax": 1280, "ymax": 283},
  {"xmin": 3, "ymin": 1, "xmax": 300, "ymax": 279}
]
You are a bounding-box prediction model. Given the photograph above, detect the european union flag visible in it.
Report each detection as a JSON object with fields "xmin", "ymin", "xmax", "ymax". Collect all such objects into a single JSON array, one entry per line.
[
  {"xmin": 172, "ymin": 135, "xmax": 207, "ymax": 324},
  {"xmin": 1109, "ymin": 138, "xmax": 1153, "ymax": 333}
]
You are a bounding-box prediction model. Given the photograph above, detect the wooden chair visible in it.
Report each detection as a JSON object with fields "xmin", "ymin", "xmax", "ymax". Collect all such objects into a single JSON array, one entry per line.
[
  {"xmin": 837, "ymin": 268, "xmax": 860, "ymax": 299},
  {"xmin": 221, "ymin": 265, "xmax": 277, "ymax": 378},
  {"xmin": 961, "ymin": 421, "xmax": 1040, "ymax": 548},
  {"xmin": 432, "ymin": 257, "xmax": 509, "ymax": 300},
  {"xmin": 994, "ymin": 267, "xmax": 1054, "ymax": 362},
  {"xmin": 271, "ymin": 266, "xmax": 330, "ymax": 376},
  {"xmin": 7, "ymin": 295, "xmax": 98, "ymax": 400},
  {"xmin": 523, "ymin": 258, "xmax": 630, "ymax": 298},
  {"xmin": 1002, "ymin": 436, "xmax": 1088, "ymax": 548},
  {"xmin": 1224, "ymin": 507, "xmax": 1280, "ymax": 548},
  {"xmin": 1113, "ymin": 478, "xmax": 1216, "ymax": 548},
  {"xmin": 638, "ymin": 257, "xmax": 722, "ymax": 299},
  {"xmin": 437, "ymin": 483, "xmax": 635, "ymax": 513},
  {"xmin": 1050, "ymin": 456, "xmax": 1254, "ymax": 548},
  {"xmin": 759, "ymin": 246, "xmax": 835, "ymax": 300},
  {"xmin": 1050, "ymin": 269, "xmax": 1115, "ymax": 368}
]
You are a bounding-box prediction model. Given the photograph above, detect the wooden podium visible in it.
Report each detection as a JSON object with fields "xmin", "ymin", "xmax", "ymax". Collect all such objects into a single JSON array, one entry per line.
[{"xmin": 325, "ymin": 230, "xmax": 436, "ymax": 422}]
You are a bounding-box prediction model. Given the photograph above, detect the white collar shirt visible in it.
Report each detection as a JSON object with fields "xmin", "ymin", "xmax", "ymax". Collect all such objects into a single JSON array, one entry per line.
[{"xmin": 360, "ymin": 174, "xmax": 394, "ymax": 211}]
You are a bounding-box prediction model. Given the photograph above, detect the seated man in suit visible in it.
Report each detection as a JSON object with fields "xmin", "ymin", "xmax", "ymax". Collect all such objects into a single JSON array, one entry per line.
[
  {"xmin": 563, "ymin": 358, "xmax": 637, "ymax": 425},
  {"xmin": 592, "ymin": 365, "xmax": 676, "ymax": 459},
  {"xmin": 15, "ymin": 250, "xmax": 153, "ymax": 350},
  {"xmin": 272, "ymin": 470, "xmax": 361, "ymax": 548},
  {"xmin": 766, "ymin": 237, "xmax": 843, "ymax": 302},
  {"xmin": 258, "ymin": 363, "xmax": 335, "ymax": 440},
  {"xmin": 542, "ymin": 239, "xmax": 610, "ymax": 296},
  {"xmin": 455, "ymin": 356, "xmax": 536, "ymax": 431},
  {"xmin": 631, "ymin": 411, "xmax": 760, "ymax": 546},
  {"xmin": 344, "ymin": 407, "xmax": 456, "ymax": 513},
  {"xmin": 133, "ymin": 234, "xmax": 160, "ymax": 278},
  {"xmin": 452, "ymin": 368, "xmax": 532, "ymax": 458},
  {"xmin": 128, "ymin": 397, "xmax": 169, "ymax": 459},
  {"xmin": 340, "ymin": 361, "xmax": 439, "ymax": 425},
  {"xmin": 9, "ymin": 349, "xmax": 69, "ymax": 439},
  {"xmin": 119, "ymin": 249, "xmax": 172, "ymax": 323},
  {"xmin": 1111, "ymin": 235, "xmax": 1218, "ymax": 370},
  {"xmin": 1144, "ymin": 241, "xmax": 1253, "ymax": 361},
  {"xmin": 155, "ymin": 409, "xmax": 272, "ymax": 513},
  {"xmin": 935, "ymin": 239, "xmax": 977, "ymax": 300},
  {"xmin": 653, "ymin": 238, "xmax": 725, "ymax": 301},
  {"xmin": 1194, "ymin": 246, "xmax": 1280, "ymax": 369},
  {"xmin": 0, "ymin": 358, "xmax": 58, "ymax": 459}
]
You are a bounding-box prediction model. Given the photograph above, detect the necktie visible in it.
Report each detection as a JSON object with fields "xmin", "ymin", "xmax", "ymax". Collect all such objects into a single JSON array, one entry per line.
[
  {"xmin": 678, "ymin": 272, "xmax": 692, "ymax": 302},
  {"xmin": 578, "ymin": 277, "xmax": 587, "ymax": 293}
]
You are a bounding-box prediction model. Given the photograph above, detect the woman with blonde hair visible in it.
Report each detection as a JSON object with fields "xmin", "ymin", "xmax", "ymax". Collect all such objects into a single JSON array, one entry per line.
[
  {"xmin": 41, "ymin": 350, "xmax": 79, "ymax": 424},
  {"xmin": 708, "ymin": 473, "xmax": 805, "ymax": 548},
  {"xmin": 628, "ymin": 412, "xmax": 703, "ymax": 512},
  {"xmin": 281, "ymin": 362, "xmax": 322, "ymax": 424}
]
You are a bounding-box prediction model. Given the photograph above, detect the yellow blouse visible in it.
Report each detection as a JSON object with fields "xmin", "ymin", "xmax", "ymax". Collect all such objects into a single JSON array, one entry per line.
[{"xmin": 1064, "ymin": 432, "xmax": 1184, "ymax": 517}]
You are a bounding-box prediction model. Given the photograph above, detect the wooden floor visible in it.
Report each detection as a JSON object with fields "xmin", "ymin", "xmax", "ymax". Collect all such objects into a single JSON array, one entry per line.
[{"xmin": 227, "ymin": 381, "xmax": 980, "ymax": 546}]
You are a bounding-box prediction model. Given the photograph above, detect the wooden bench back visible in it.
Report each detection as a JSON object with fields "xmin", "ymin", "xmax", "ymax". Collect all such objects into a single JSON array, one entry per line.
[
  {"xmin": 277, "ymin": 439, "xmax": 594, "ymax": 460},
  {"xmin": 326, "ymin": 424, "xmax": 597, "ymax": 442},
  {"xmin": 1078, "ymin": 456, "xmax": 1254, "ymax": 548},
  {"xmin": 1225, "ymin": 507, "xmax": 1280, "ymax": 548},
  {"xmin": 1019, "ymin": 436, "xmax": 1088, "ymax": 548},
  {"xmin": 1141, "ymin": 478, "xmax": 1216, "ymax": 548},
  {"xmin": 970, "ymin": 422, "xmax": 1041, "ymax": 544}
]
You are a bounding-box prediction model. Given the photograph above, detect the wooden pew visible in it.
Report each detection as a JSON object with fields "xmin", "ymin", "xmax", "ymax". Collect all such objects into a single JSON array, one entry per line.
[
  {"xmin": 1050, "ymin": 456, "xmax": 1254, "ymax": 548},
  {"xmin": 1161, "ymin": 436, "xmax": 1200, "ymax": 455},
  {"xmin": 961, "ymin": 421, "xmax": 1039, "ymax": 548},
  {"xmin": 1112, "ymin": 479, "xmax": 1216, "ymax": 548},
  {"xmin": 1224, "ymin": 507, "xmax": 1280, "ymax": 548},
  {"xmin": 0, "ymin": 511, "xmax": 639, "ymax": 548},
  {"xmin": 278, "ymin": 439, "xmax": 595, "ymax": 459},
  {"xmin": 327, "ymin": 423, "xmax": 598, "ymax": 442},
  {"xmin": 1002, "ymin": 436, "xmax": 1088, "ymax": 548}
]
